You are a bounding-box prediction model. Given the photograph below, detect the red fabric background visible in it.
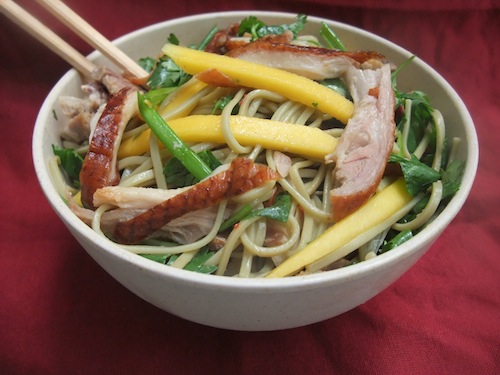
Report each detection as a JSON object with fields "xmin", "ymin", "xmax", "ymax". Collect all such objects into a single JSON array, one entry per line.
[{"xmin": 1, "ymin": 1, "xmax": 498, "ymax": 374}]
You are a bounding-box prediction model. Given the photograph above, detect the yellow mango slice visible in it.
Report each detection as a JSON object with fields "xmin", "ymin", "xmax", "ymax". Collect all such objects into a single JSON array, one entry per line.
[
  {"xmin": 118, "ymin": 129, "xmax": 151, "ymax": 158},
  {"xmin": 119, "ymin": 79, "xmax": 208, "ymax": 159},
  {"xmin": 266, "ymin": 178, "xmax": 413, "ymax": 278},
  {"xmin": 158, "ymin": 78, "xmax": 208, "ymax": 118},
  {"xmin": 162, "ymin": 44, "xmax": 354, "ymax": 124},
  {"xmin": 119, "ymin": 115, "xmax": 336, "ymax": 160}
]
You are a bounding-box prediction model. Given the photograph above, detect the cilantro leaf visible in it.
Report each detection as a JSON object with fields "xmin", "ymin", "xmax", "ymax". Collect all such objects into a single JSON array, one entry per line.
[
  {"xmin": 140, "ymin": 254, "xmax": 171, "ymax": 264},
  {"xmin": 251, "ymin": 193, "xmax": 292, "ymax": 222},
  {"xmin": 167, "ymin": 33, "xmax": 180, "ymax": 45},
  {"xmin": 219, "ymin": 193, "xmax": 292, "ymax": 232},
  {"xmin": 320, "ymin": 78, "xmax": 352, "ymax": 100},
  {"xmin": 142, "ymin": 87, "xmax": 176, "ymax": 106},
  {"xmin": 381, "ymin": 229, "xmax": 413, "ymax": 253},
  {"xmin": 146, "ymin": 55, "xmax": 191, "ymax": 90},
  {"xmin": 163, "ymin": 150, "xmax": 222, "ymax": 188},
  {"xmin": 183, "ymin": 247, "xmax": 217, "ymax": 274},
  {"xmin": 396, "ymin": 91, "xmax": 433, "ymax": 153},
  {"xmin": 441, "ymin": 160, "xmax": 465, "ymax": 200},
  {"xmin": 238, "ymin": 14, "xmax": 307, "ymax": 40},
  {"xmin": 138, "ymin": 57, "xmax": 156, "ymax": 73},
  {"xmin": 212, "ymin": 94, "xmax": 238, "ymax": 114},
  {"xmin": 140, "ymin": 247, "xmax": 217, "ymax": 274},
  {"xmin": 52, "ymin": 145, "xmax": 83, "ymax": 188},
  {"xmin": 389, "ymin": 154, "xmax": 441, "ymax": 196}
]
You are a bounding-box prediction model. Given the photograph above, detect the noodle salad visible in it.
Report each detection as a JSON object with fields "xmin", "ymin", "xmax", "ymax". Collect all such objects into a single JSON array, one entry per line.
[{"xmin": 49, "ymin": 15, "xmax": 464, "ymax": 277}]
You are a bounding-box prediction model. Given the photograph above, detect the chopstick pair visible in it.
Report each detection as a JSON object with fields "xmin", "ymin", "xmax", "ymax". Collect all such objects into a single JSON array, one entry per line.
[{"xmin": 0, "ymin": 0, "xmax": 148, "ymax": 78}]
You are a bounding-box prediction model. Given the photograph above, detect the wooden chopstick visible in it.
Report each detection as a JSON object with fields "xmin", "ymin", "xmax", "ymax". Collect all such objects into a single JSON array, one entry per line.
[
  {"xmin": 0, "ymin": 0, "xmax": 96, "ymax": 77},
  {"xmin": 0, "ymin": 0, "xmax": 148, "ymax": 79},
  {"xmin": 36, "ymin": 0, "xmax": 148, "ymax": 79}
]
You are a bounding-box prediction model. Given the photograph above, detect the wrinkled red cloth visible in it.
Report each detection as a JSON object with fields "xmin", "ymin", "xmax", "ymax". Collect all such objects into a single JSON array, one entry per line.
[{"xmin": 1, "ymin": 1, "xmax": 498, "ymax": 374}]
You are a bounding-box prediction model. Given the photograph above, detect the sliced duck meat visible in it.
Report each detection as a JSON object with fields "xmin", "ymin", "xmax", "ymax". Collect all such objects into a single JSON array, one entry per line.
[
  {"xmin": 327, "ymin": 64, "xmax": 395, "ymax": 221},
  {"xmin": 79, "ymin": 87, "xmax": 138, "ymax": 209},
  {"xmin": 226, "ymin": 37, "xmax": 386, "ymax": 81},
  {"xmin": 113, "ymin": 158, "xmax": 280, "ymax": 245},
  {"xmin": 58, "ymin": 82, "xmax": 108, "ymax": 143}
]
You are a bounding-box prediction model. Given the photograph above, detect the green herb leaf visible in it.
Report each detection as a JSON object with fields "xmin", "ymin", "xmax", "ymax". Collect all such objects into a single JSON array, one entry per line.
[
  {"xmin": 238, "ymin": 14, "xmax": 307, "ymax": 40},
  {"xmin": 146, "ymin": 56, "xmax": 192, "ymax": 90},
  {"xmin": 167, "ymin": 33, "xmax": 180, "ymax": 45},
  {"xmin": 138, "ymin": 56, "xmax": 156, "ymax": 73},
  {"xmin": 163, "ymin": 150, "xmax": 221, "ymax": 188},
  {"xmin": 219, "ymin": 204, "xmax": 254, "ymax": 232},
  {"xmin": 320, "ymin": 78, "xmax": 352, "ymax": 100},
  {"xmin": 252, "ymin": 192, "xmax": 292, "ymax": 222},
  {"xmin": 381, "ymin": 229, "xmax": 413, "ymax": 253},
  {"xmin": 183, "ymin": 247, "xmax": 218, "ymax": 274},
  {"xmin": 441, "ymin": 160, "xmax": 465, "ymax": 200},
  {"xmin": 52, "ymin": 145, "xmax": 84, "ymax": 188},
  {"xmin": 319, "ymin": 22, "xmax": 346, "ymax": 51},
  {"xmin": 389, "ymin": 154, "xmax": 441, "ymax": 196},
  {"xmin": 143, "ymin": 87, "xmax": 176, "ymax": 107},
  {"xmin": 395, "ymin": 90, "xmax": 433, "ymax": 153},
  {"xmin": 140, "ymin": 254, "xmax": 171, "ymax": 264},
  {"xmin": 219, "ymin": 193, "xmax": 292, "ymax": 232},
  {"xmin": 212, "ymin": 95, "xmax": 237, "ymax": 114}
]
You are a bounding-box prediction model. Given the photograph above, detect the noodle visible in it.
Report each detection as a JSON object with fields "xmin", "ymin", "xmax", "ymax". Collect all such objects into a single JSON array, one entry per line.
[{"xmin": 50, "ymin": 20, "xmax": 463, "ymax": 278}]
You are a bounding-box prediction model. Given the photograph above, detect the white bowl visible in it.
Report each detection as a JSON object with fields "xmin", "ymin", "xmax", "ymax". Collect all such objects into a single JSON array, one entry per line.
[{"xmin": 32, "ymin": 11, "xmax": 479, "ymax": 331}]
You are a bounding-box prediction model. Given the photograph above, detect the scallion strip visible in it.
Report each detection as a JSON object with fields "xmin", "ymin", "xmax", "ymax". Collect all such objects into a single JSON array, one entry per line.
[
  {"xmin": 197, "ymin": 25, "xmax": 219, "ymax": 50},
  {"xmin": 319, "ymin": 22, "xmax": 346, "ymax": 51},
  {"xmin": 137, "ymin": 92, "xmax": 212, "ymax": 180},
  {"xmin": 219, "ymin": 204, "xmax": 254, "ymax": 232}
]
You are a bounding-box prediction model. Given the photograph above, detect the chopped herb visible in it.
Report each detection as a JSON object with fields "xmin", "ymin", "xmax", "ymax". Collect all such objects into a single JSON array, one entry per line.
[
  {"xmin": 219, "ymin": 204, "xmax": 254, "ymax": 232},
  {"xmin": 397, "ymin": 193, "xmax": 430, "ymax": 224},
  {"xmin": 140, "ymin": 254, "xmax": 171, "ymax": 264},
  {"xmin": 183, "ymin": 247, "xmax": 217, "ymax": 274},
  {"xmin": 389, "ymin": 154, "xmax": 441, "ymax": 196},
  {"xmin": 163, "ymin": 150, "xmax": 221, "ymax": 188},
  {"xmin": 138, "ymin": 56, "xmax": 156, "ymax": 73},
  {"xmin": 441, "ymin": 160, "xmax": 465, "ymax": 200},
  {"xmin": 52, "ymin": 145, "xmax": 84, "ymax": 188},
  {"xmin": 146, "ymin": 56, "xmax": 192, "ymax": 90},
  {"xmin": 140, "ymin": 248, "xmax": 217, "ymax": 274},
  {"xmin": 252, "ymin": 192, "xmax": 292, "ymax": 222},
  {"xmin": 319, "ymin": 22, "xmax": 346, "ymax": 51},
  {"xmin": 238, "ymin": 14, "xmax": 307, "ymax": 40},
  {"xmin": 381, "ymin": 229, "xmax": 413, "ymax": 253},
  {"xmin": 320, "ymin": 78, "xmax": 352, "ymax": 100},
  {"xmin": 212, "ymin": 95, "xmax": 237, "ymax": 114},
  {"xmin": 143, "ymin": 87, "xmax": 177, "ymax": 106},
  {"xmin": 220, "ymin": 193, "xmax": 292, "ymax": 232},
  {"xmin": 167, "ymin": 33, "xmax": 180, "ymax": 45}
]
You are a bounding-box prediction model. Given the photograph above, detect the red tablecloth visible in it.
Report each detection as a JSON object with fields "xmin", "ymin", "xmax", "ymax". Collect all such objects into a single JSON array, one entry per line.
[{"xmin": 1, "ymin": 1, "xmax": 498, "ymax": 374}]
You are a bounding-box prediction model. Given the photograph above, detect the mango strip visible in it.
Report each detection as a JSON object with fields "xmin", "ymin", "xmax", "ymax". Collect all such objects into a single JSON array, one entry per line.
[
  {"xmin": 266, "ymin": 178, "xmax": 413, "ymax": 278},
  {"xmin": 158, "ymin": 78, "xmax": 208, "ymax": 118},
  {"xmin": 118, "ymin": 79, "xmax": 208, "ymax": 159},
  {"xmin": 120, "ymin": 115, "xmax": 337, "ymax": 160},
  {"xmin": 162, "ymin": 44, "xmax": 354, "ymax": 124}
]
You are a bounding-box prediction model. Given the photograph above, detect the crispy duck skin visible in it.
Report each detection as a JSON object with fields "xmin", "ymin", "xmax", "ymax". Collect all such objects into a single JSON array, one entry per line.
[
  {"xmin": 113, "ymin": 158, "xmax": 280, "ymax": 245},
  {"xmin": 80, "ymin": 87, "xmax": 138, "ymax": 209},
  {"xmin": 226, "ymin": 37, "xmax": 386, "ymax": 81}
]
